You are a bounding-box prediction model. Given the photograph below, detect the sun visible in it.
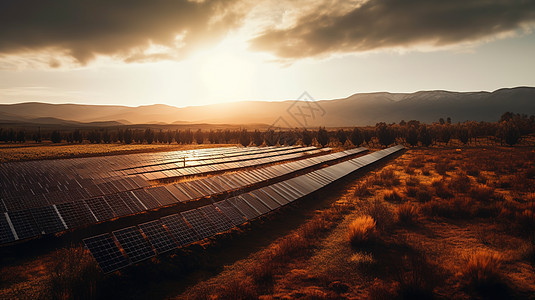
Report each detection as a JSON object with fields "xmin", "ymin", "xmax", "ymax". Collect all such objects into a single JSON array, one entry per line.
[{"xmin": 197, "ymin": 39, "xmax": 256, "ymax": 103}]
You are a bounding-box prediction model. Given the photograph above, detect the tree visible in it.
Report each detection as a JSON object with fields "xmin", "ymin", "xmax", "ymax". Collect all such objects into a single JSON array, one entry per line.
[
  {"xmin": 419, "ymin": 125, "xmax": 433, "ymax": 147},
  {"xmin": 438, "ymin": 126, "xmax": 451, "ymax": 145},
  {"xmin": 102, "ymin": 130, "xmax": 111, "ymax": 143},
  {"xmin": 458, "ymin": 127, "xmax": 469, "ymax": 145},
  {"xmin": 264, "ymin": 130, "xmax": 277, "ymax": 146},
  {"xmin": 194, "ymin": 129, "xmax": 204, "ymax": 144},
  {"xmin": 350, "ymin": 128, "xmax": 363, "ymax": 146},
  {"xmin": 16, "ymin": 130, "xmax": 25, "ymax": 143},
  {"xmin": 239, "ymin": 129, "xmax": 250, "ymax": 146},
  {"xmin": 50, "ymin": 130, "xmax": 62, "ymax": 143},
  {"xmin": 73, "ymin": 129, "xmax": 82, "ymax": 143},
  {"xmin": 252, "ymin": 130, "xmax": 263, "ymax": 146},
  {"xmin": 317, "ymin": 127, "xmax": 329, "ymax": 147},
  {"xmin": 500, "ymin": 122, "xmax": 521, "ymax": 146},
  {"xmin": 144, "ymin": 129, "xmax": 154, "ymax": 144},
  {"xmin": 376, "ymin": 123, "xmax": 395, "ymax": 147},
  {"xmin": 124, "ymin": 129, "xmax": 133, "ymax": 144},
  {"xmin": 336, "ymin": 129, "xmax": 347, "ymax": 145},
  {"xmin": 301, "ymin": 128, "xmax": 313, "ymax": 146},
  {"xmin": 405, "ymin": 126, "xmax": 419, "ymax": 146}
]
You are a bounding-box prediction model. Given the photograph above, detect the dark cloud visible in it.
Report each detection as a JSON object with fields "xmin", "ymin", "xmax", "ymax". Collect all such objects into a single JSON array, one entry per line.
[
  {"xmin": 250, "ymin": 0, "xmax": 535, "ymax": 59},
  {"xmin": 0, "ymin": 0, "xmax": 246, "ymax": 64}
]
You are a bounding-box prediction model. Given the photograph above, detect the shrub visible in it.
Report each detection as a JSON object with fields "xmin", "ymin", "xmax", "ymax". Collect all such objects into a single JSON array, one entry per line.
[
  {"xmin": 367, "ymin": 198, "xmax": 394, "ymax": 230},
  {"xmin": 395, "ymin": 254, "xmax": 438, "ymax": 300},
  {"xmin": 375, "ymin": 169, "xmax": 401, "ymax": 187},
  {"xmin": 469, "ymin": 186, "xmax": 495, "ymax": 202},
  {"xmin": 435, "ymin": 161, "xmax": 453, "ymax": 175},
  {"xmin": 421, "ymin": 168, "xmax": 431, "ymax": 176},
  {"xmin": 397, "ymin": 203, "xmax": 420, "ymax": 226},
  {"xmin": 354, "ymin": 181, "xmax": 372, "ymax": 197},
  {"xmin": 348, "ymin": 215, "xmax": 377, "ymax": 247},
  {"xmin": 416, "ymin": 189, "xmax": 433, "ymax": 203},
  {"xmin": 405, "ymin": 176, "xmax": 420, "ymax": 187},
  {"xmin": 431, "ymin": 180, "xmax": 453, "ymax": 199},
  {"xmin": 45, "ymin": 246, "xmax": 102, "ymax": 299},
  {"xmin": 449, "ymin": 173, "xmax": 472, "ymax": 193},
  {"xmin": 406, "ymin": 186, "xmax": 418, "ymax": 198},
  {"xmin": 384, "ymin": 190, "xmax": 402, "ymax": 202},
  {"xmin": 461, "ymin": 251, "xmax": 505, "ymax": 294},
  {"xmin": 217, "ymin": 278, "xmax": 258, "ymax": 300}
]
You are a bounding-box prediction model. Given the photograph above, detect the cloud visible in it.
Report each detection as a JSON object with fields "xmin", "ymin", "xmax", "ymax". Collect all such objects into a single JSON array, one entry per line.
[
  {"xmin": 249, "ymin": 0, "xmax": 535, "ymax": 59},
  {"xmin": 0, "ymin": 0, "xmax": 247, "ymax": 65}
]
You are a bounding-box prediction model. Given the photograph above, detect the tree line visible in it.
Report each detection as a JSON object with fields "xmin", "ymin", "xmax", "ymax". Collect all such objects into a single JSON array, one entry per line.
[{"xmin": 1, "ymin": 113, "xmax": 533, "ymax": 147}]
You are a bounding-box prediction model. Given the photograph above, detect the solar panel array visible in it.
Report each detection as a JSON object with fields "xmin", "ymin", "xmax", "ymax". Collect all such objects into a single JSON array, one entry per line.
[
  {"xmin": 84, "ymin": 145, "xmax": 405, "ymax": 273},
  {"xmin": 134, "ymin": 147, "xmax": 329, "ymax": 181},
  {"xmin": 1, "ymin": 146, "xmax": 366, "ymax": 246}
]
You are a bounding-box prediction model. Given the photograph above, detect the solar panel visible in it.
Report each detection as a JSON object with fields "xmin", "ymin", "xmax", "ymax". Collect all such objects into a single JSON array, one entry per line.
[
  {"xmin": 198, "ymin": 205, "xmax": 234, "ymax": 233},
  {"xmin": 0, "ymin": 213, "xmax": 16, "ymax": 244},
  {"xmin": 103, "ymin": 194, "xmax": 133, "ymax": 217},
  {"xmin": 249, "ymin": 190, "xmax": 281, "ymax": 210},
  {"xmin": 30, "ymin": 206, "xmax": 66, "ymax": 234},
  {"xmin": 164, "ymin": 185, "xmax": 189, "ymax": 202},
  {"xmin": 146, "ymin": 186, "xmax": 178, "ymax": 206},
  {"xmin": 138, "ymin": 220, "xmax": 177, "ymax": 254},
  {"xmin": 240, "ymin": 193, "xmax": 271, "ymax": 215},
  {"xmin": 130, "ymin": 190, "xmax": 160, "ymax": 210},
  {"xmin": 270, "ymin": 184, "xmax": 299, "ymax": 202},
  {"xmin": 117, "ymin": 192, "xmax": 145, "ymax": 213},
  {"xmin": 229, "ymin": 196, "xmax": 260, "ymax": 220},
  {"xmin": 7, "ymin": 209, "xmax": 39, "ymax": 240},
  {"xmin": 181, "ymin": 209, "xmax": 219, "ymax": 239},
  {"xmin": 84, "ymin": 197, "xmax": 115, "ymax": 222},
  {"xmin": 112, "ymin": 226, "xmax": 155, "ymax": 263},
  {"xmin": 56, "ymin": 201, "xmax": 96, "ymax": 229},
  {"xmin": 261, "ymin": 186, "xmax": 289, "ymax": 205},
  {"xmin": 213, "ymin": 200, "xmax": 246, "ymax": 226},
  {"xmin": 160, "ymin": 213, "xmax": 199, "ymax": 246},
  {"xmin": 84, "ymin": 233, "xmax": 130, "ymax": 273}
]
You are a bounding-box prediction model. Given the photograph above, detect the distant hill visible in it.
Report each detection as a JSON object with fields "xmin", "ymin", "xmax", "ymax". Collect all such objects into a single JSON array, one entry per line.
[{"xmin": 0, "ymin": 87, "xmax": 533, "ymax": 127}]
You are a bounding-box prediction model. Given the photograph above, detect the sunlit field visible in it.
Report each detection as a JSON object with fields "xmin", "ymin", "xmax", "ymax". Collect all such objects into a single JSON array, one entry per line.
[{"xmin": 1, "ymin": 145, "xmax": 533, "ymax": 299}]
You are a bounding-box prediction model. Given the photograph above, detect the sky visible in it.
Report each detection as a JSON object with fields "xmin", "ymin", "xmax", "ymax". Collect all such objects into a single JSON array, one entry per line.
[{"xmin": 0, "ymin": 0, "xmax": 534, "ymax": 107}]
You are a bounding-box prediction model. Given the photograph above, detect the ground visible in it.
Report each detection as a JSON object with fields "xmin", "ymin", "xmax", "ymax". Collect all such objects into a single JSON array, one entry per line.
[
  {"xmin": 178, "ymin": 147, "xmax": 535, "ymax": 299},
  {"xmin": 1, "ymin": 145, "xmax": 534, "ymax": 299}
]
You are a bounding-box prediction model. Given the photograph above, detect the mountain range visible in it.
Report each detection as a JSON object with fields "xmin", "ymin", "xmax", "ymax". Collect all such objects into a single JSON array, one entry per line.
[{"xmin": 0, "ymin": 87, "xmax": 533, "ymax": 128}]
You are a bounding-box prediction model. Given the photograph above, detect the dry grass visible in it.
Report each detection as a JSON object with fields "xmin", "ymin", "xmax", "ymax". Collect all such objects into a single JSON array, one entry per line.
[
  {"xmin": 397, "ymin": 203, "xmax": 420, "ymax": 226},
  {"xmin": 44, "ymin": 246, "xmax": 102, "ymax": 300},
  {"xmin": 383, "ymin": 190, "xmax": 402, "ymax": 202},
  {"xmin": 347, "ymin": 215, "xmax": 377, "ymax": 247},
  {"xmin": 460, "ymin": 251, "xmax": 505, "ymax": 294},
  {"xmin": 366, "ymin": 198, "xmax": 394, "ymax": 230}
]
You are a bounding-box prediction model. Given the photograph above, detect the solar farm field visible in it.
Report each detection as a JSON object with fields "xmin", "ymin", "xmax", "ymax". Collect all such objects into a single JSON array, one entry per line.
[{"xmin": 0, "ymin": 144, "xmax": 407, "ymax": 298}]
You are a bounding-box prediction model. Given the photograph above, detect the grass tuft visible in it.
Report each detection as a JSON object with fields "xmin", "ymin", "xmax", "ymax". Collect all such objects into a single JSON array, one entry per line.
[{"xmin": 348, "ymin": 215, "xmax": 377, "ymax": 247}]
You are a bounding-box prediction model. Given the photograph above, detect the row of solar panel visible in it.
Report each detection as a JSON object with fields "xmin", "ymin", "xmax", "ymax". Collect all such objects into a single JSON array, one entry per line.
[
  {"xmin": 0, "ymin": 175, "xmax": 151, "ymax": 212},
  {"xmin": 119, "ymin": 145, "xmax": 300, "ymax": 172},
  {"xmin": 139, "ymin": 148, "xmax": 331, "ymax": 181},
  {"xmin": 0, "ymin": 147, "xmax": 317, "ymax": 212},
  {"xmin": 0, "ymin": 148, "xmax": 365, "ymax": 245},
  {"xmin": 161, "ymin": 147, "xmax": 367, "ymax": 202},
  {"xmin": 83, "ymin": 145, "xmax": 405, "ymax": 273},
  {"xmin": 122, "ymin": 146, "xmax": 310, "ymax": 175},
  {"xmin": 0, "ymin": 146, "xmax": 255, "ymax": 199}
]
